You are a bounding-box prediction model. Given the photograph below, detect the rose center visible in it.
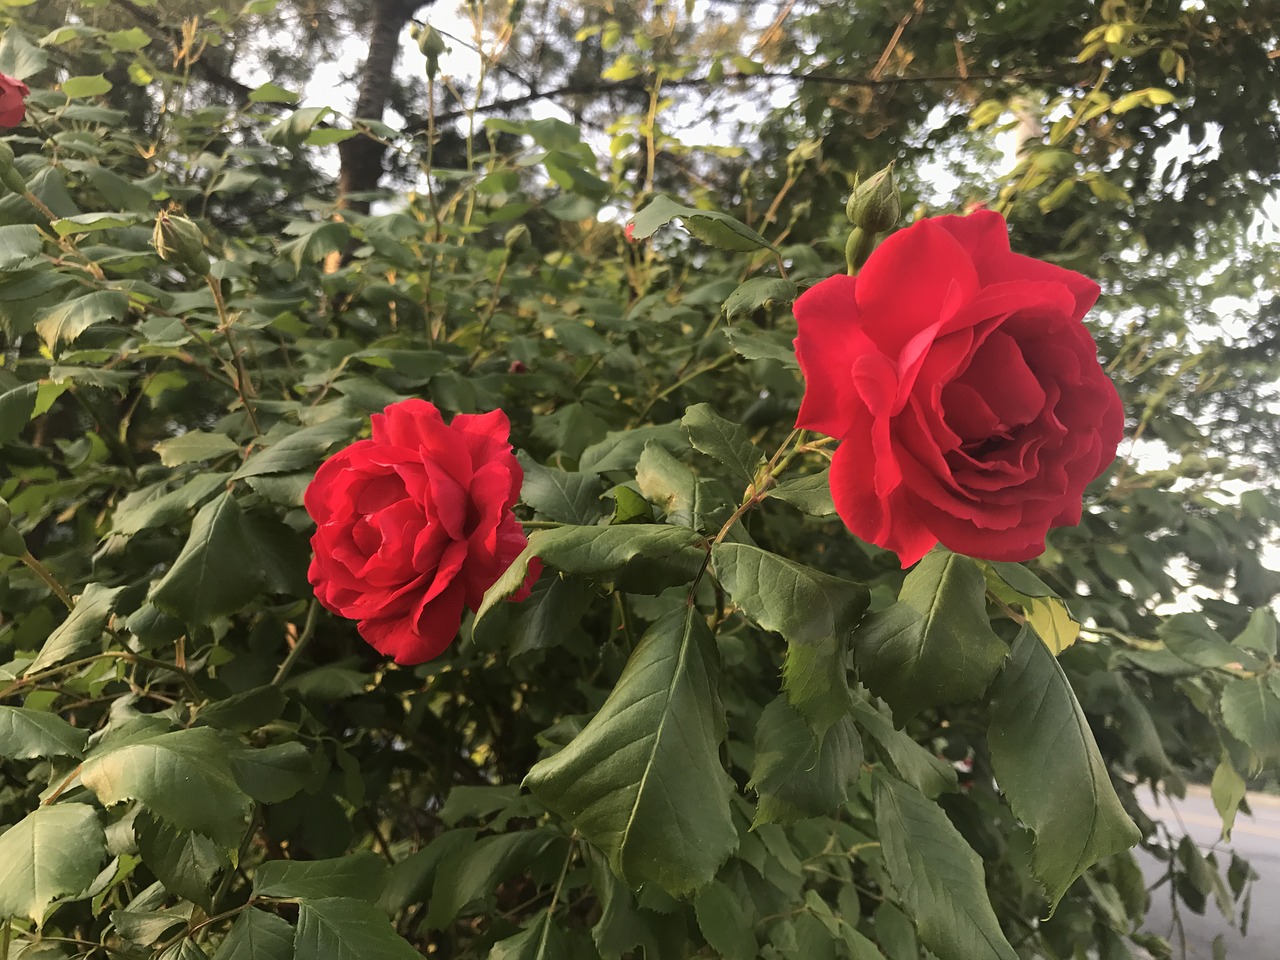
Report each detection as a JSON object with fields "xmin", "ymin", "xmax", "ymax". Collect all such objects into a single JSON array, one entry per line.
[{"xmin": 940, "ymin": 330, "xmax": 1046, "ymax": 454}]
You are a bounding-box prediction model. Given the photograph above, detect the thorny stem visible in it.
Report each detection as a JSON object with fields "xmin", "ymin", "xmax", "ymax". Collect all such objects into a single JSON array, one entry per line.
[
  {"xmin": 466, "ymin": 255, "xmax": 510, "ymax": 371},
  {"xmin": 206, "ymin": 274, "xmax": 261, "ymax": 435}
]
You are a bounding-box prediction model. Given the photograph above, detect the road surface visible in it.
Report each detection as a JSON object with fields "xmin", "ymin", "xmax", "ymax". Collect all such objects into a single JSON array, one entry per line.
[{"xmin": 1138, "ymin": 785, "xmax": 1280, "ymax": 959}]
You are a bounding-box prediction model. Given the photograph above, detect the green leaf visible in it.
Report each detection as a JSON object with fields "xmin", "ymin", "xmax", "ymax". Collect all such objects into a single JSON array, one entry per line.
[
  {"xmin": 683, "ymin": 403, "xmax": 764, "ymax": 485},
  {"xmin": 157, "ymin": 941, "xmax": 211, "ymax": 960},
  {"xmin": 81, "ymin": 727, "xmax": 252, "ymax": 850},
  {"xmin": 984, "ymin": 562, "xmax": 1079, "ymax": 654},
  {"xmin": 853, "ymin": 548, "xmax": 1007, "ymax": 723},
  {"xmin": 155, "ymin": 432, "xmax": 240, "ymax": 467},
  {"xmin": 874, "ymin": 773, "xmax": 1019, "ymax": 960},
  {"xmin": 0, "ymin": 380, "xmax": 38, "ymax": 443},
  {"xmin": 111, "ymin": 473, "xmax": 230, "ymax": 537},
  {"xmin": 0, "ymin": 803, "xmax": 106, "ymax": 926},
  {"xmin": 524, "ymin": 606, "xmax": 737, "ymax": 896},
  {"xmin": 230, "ymin": 742, "xmax": 312, "ymax": 803},
  {"xmin": 1161, "ymin": 613, "xmax": 1265, "ymax": 671},
  {"xmin": 1233, "ymin": 608, "xmax": 1278, "ymax": 656},
  {"xmin": 579, "ymin": 421, "xmax": 688, "ymax": 474},
  {"xmin": 628, "ymin": 196, "xmax": 777, "ymax": 253},
  {"xmin": 750, "ymin": 696, "xmax": 862, "ymax": 826},
  {"xmin": 0, "ymin": 28, "xmax": 48, "ymax": 79},
  {"xmin": 850, "ymin": 697, "xmax": 957, "ymax": 799},
  {"xmin": 253, "ymin": 852, "xmax": 386, "ymax": 902},
  {"xmin": 135, "ymin": 812, "xmax": 229, "ymax": 911},
  {"xmin": 0, "ymin": 224, "xmax": 42, "ymax": 268},
  {"xmin": 474, "ymin": 524, "xmax": 703, "ymax": 626},
  {"xmin": 61, "ymin": 74, "xmax": 113, "ymax": 98},
  {"xmin": 723, "ymin": 326, "xmax": 800, "ymax": 368},
  {"xmin": 248, "ymin": 81, "xmax": 299, "ymax": 104},
  {"xmin": 52, "ymin": 212, "xmax": 137, "ymax": 236},
  {"xmin": 294, "ymin": 897, "xmax": 422, "ymax": 960},
  {"xmin": 232, "ymin": 418, "xmax": 361, "ymax": 479},
  {"xmin": 1220, "ymin": 676, "xmax": 1280, "ymax": 768},
  {"xmin": 636, "ymin": 442, "xmax": 701, "ymax": 528},
  {"xmin": 213, "ymin": 910, "xmax": 295, "ymax": 960},
  {"xmin": 1211, "ymin": 757, "xmax": 1246, "ymax": 841},
  {"xmin": 426, "ymin": 830, "xmax": 562, "ymax": 929},
  {"xmin": 519, "ymin": 455, "xmax": 604, "ymax": 524},
  {"xmin": 695, "ymin": 880, "xmax": 758, "ymax": 960},
  {"xmin": 987, "ymin": 628, "xmax": 1141, "ymax": 910},
  {"xmin": 767, "ymin": 473, "xmax": 835, "ymax": 517},
  {"xmin": 712, "ymin": 543, "xmax": 868, "ymax": 733},
  {"xmin": 150, "ymin": 492, "xmax": 264, "ymax": 625},
  {"xmin": 27, "ymin": 582, "xmax": 124, "ymax": 675},
  {"xmin": 723, "ymin": 277, "xmax": 798, "ymax": 320},
  {"xmin": 0, "ymin": 706, "xmax": 89, "ymax": 760},
  {"xmin": 489, "ymin": 914, "xmax": 566, "ymax": 960},
  {"xmin": 35, "ymin": 290, "xmax": 129, "ymax": 349}
]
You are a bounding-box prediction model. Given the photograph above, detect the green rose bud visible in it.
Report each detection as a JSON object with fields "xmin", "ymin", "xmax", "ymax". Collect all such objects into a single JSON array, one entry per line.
[
  {"xmin": 845, "ymin": 163, "xmax": 901, "ymax": 234},
  {"xmin": 0, "ymin": 525, "xmax": 25, "ymax": 558},
  {"xmin": 0, "ymin": 139, "xmax": 28, "ymax": 195},
  {"xmin": 0, "ymin": 497, "xmax": 11, "ymax": 530},
  {"xmin": 152, "ymin": 210, "xmax": 212, "ymax": 275}
]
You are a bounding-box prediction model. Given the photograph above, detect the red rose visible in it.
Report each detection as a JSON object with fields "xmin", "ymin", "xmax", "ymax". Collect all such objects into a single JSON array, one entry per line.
[
  {"xmin": 305, "ymin": 399, "xmax": 539, "ymax": 663},
  {"xmin": 0, "ymin": 73, "xmax": 28, "ymax": 128},
  {"xmin": 794, "ymin": 210, "xmax": 1123, "ymax": 566}
]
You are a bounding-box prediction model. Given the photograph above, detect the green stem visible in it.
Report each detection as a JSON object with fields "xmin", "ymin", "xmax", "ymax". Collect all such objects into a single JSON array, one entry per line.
[
  {"xmin": 272, "ymin": 600, "xmax": 319, "ymax": 686},
  {"xmin": 20, "ymin": 552, "xmax": 74, "ymax": 611}
]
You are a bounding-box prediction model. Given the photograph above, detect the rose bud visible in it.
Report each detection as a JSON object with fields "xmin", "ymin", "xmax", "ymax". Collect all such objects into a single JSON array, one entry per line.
[
  {"xmin": 794, "ymin": 209, "xmax": 1123, "ymax": 566},
  {"xmin": 503, "ymin": 223, "xmax": 531, "ymax": 253},
  {"xmin": 0, "ymin": 140, "xmax": 28, "ymax": 195},
  {"xmin": 152, "ymin": 210, "xmax": 212, "ymax": 275},
  {"xmin": 845, "ymin": 163, "xmax": 901, "ymax": 234}
]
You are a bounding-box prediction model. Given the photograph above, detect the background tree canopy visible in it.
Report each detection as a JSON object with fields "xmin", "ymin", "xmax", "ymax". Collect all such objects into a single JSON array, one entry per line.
[{"xmin": 0, "ymin": 1, "xmax": 1278, "ymax": 959}]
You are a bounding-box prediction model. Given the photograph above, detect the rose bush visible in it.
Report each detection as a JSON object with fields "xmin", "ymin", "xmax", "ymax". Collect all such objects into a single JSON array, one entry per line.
[
  {"xmin": 305, "ymin": 399, "xmax": 538, "ymax": 663},
  {"xmin": 794, "ymin": 210, "xmax": 1124, "ymax": 565},
  {"xmin": 0, "ymin": 72, "xmax": 25, "ymax": 127}
]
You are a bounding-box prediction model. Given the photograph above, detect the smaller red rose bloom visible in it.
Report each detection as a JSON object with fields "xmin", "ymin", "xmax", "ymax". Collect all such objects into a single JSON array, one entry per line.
[
  {"xmin": 624, "ymin": 222, "xmax": 636, "ymax": 241},
  {"xmin": 305, "ymin": 399, "xmax": 540, "ymax": 664},
  {"xmin": 0, "ymin": 73, "xmax": 28, "ymax": 128},
  {"xmin": 794, "ymin": 210, "xmax": 1124, "ymax": 566}
]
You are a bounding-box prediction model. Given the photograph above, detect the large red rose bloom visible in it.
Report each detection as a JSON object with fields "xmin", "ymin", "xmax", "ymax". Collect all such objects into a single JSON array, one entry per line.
[
  {"xmin": 0, "ymin": 73, "xmax": 27, "ymax": 128},
  {"xmin": 794, "ymin": 210, "xmax": 1124, "ymax": 566},
  {"xmin": 305, "ymin": 399, "xmax": 539, "ymax": 663}
]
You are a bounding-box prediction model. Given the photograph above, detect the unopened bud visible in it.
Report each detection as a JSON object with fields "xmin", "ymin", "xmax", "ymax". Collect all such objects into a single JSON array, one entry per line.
[
  {"xmin": 0, "ymin": 497, "xmax": 10, "ymax": 530},
  {"xmin": 152, "ymin": 210, "xmax": 211, "ymax": 275},
  {"xmin": 845, "ymin": 164, "xmax": 900, "ymax": 234},
  {"xmin": 0, "ymin": 140, "xmax": 27, "ymax": 195},
  {"xmin": 503, "ymin": 224, "xmax": 530, "ymax": 253},
  {"xmin": 0, "ymin": 525, "xmax": 25, "ymax": 558}
]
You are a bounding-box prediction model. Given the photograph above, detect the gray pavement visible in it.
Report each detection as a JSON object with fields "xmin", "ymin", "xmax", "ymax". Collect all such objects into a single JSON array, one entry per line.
[{"xmin": 1138, "ymin": 785, "xmax": 1280, "ymax": 959}]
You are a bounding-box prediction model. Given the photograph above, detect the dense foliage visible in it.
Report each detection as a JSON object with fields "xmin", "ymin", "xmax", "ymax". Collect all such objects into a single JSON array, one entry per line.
[{"xmin": 0, "ymin": 2, "xmax": 1277, "ymax": 960}]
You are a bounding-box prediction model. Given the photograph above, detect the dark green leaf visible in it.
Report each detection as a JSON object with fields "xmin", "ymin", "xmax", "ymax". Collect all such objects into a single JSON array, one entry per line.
[
  {"xmin": 233, "ymin": 418, "xmax": 361, "ymax": 479},
  {"xmin": 426, "ymin": 830, "xmax": 561, "ymax": 929},
  {"xmin": 1220, "ymin": 676, "xmax": 1280, "ymax": 768},
  {"xmin": 750, "ymin": 696, "xmax": 862, "ymax": 825},
  {"xmin": 81, "ymin": 727, "xmax": 251, "ymax": 850},
  {"xmin": 111, "ymin": 473, "xmax": 230, "ymax": 537},
  {"xmin": 489, "ymin": 914, "xmax": 567, "ymax": 960},
  {"xmin": 0, "ymin": 380, "xmax": 38, "ymax": 443},
  {"xmin": 0, "ymin": 224, "xmax": 41, "ymax": 269},
  {"xmin": 155, "ymin": 432, "xmax": 240, "ymax": 468},
  {"xmin": 1160, "ymin": 613, "xmax": 1264, "ymax": 671},
  {"xmin": 195, "ymin": 685, "xmax": 287, "ymax": 732},
  {"xmin": 767, "ymin": 473, "xmax": 835, "ymax": 516},
  {"xmin": 524, "ymin": 607, "xmax": 737, "ymax": 896},
  {"xmin": 0, "ymin": 803, "xmax": 106, "ymax": 926},
  {"xmin": 874, "ymin": 773, "xmax": 1018, "ymax": 960},
  {"xmin": 988, "ymin": 628, "xmax": 1141, "ymax": 910},
  {"xmin": 695, "ymin": 880, "xmax": 758, "ymax": 960},
  {"xmin": 853, "ymin": 548, "xmax": 1007, "ymax": 723},
  {"xmin": 712, "ymin": 543, "xmax": 868, "ymax": 733},
  {"xmin": 253, "ymin": 852, "xmax": 386, "ymax": 902},
  {"xmin": 230, "ymin": 742, "xmax": 312, "ymax": 803},
  {"xmin": 0, "ymin": 706, "xmax": 89, "ymax": 760},
  {"xmin": 628, "ymin": 196, "xmax": 777, "ymax": 253},
  {"xmin": 150, "ymin": 493, "xmax": 264, "ymax": 625},
  {"xmin": 27, "ymin": 582, "xmax": 124, "ymax": 675},
  {"xmin": 35, "ymin": 290, "xmax": 129, "ymax": 349},
  {"xmin": 683, "ymin": 403, "xmax": 764, "ymax": 485},
  {"xmin": 723, "ymin": 277, "xmax": 798, "ymax": 320},
  {"xmin": 293, "ymin": 897, "xmax": 422, "ymax": 960},
  {"xmin": 579, "ymin": 421, "xmax": 689, "ymax": 474},
  {"xmin": 135, "ymin": 813, "xmax": 229, "ymax": 911},
  {"xmin": 519, "ymin": 455, "xmax": 605, "ymax": 524},
  {"xmin": 850, "ymin": 697, "xmax": 957, "ymax": 799}
]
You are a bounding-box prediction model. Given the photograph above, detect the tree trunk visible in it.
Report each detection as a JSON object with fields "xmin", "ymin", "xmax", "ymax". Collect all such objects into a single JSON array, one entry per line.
[{"xmin": 336, "ymin": 0, "xmax": 430, "ymax": 216}]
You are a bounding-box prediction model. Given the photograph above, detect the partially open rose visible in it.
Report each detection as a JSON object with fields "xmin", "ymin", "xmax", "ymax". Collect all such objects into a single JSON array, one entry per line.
[
  {"xmin": 794, "ymin": 210, "xmax": 1123, "ymax": 565},
  {"xmin": 0, "ymin": 72, "xmax": 27, "ymax": 128},
  {"xmin": 305, "ymin": 399, "xmax": 539, "ymax": 663}
]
